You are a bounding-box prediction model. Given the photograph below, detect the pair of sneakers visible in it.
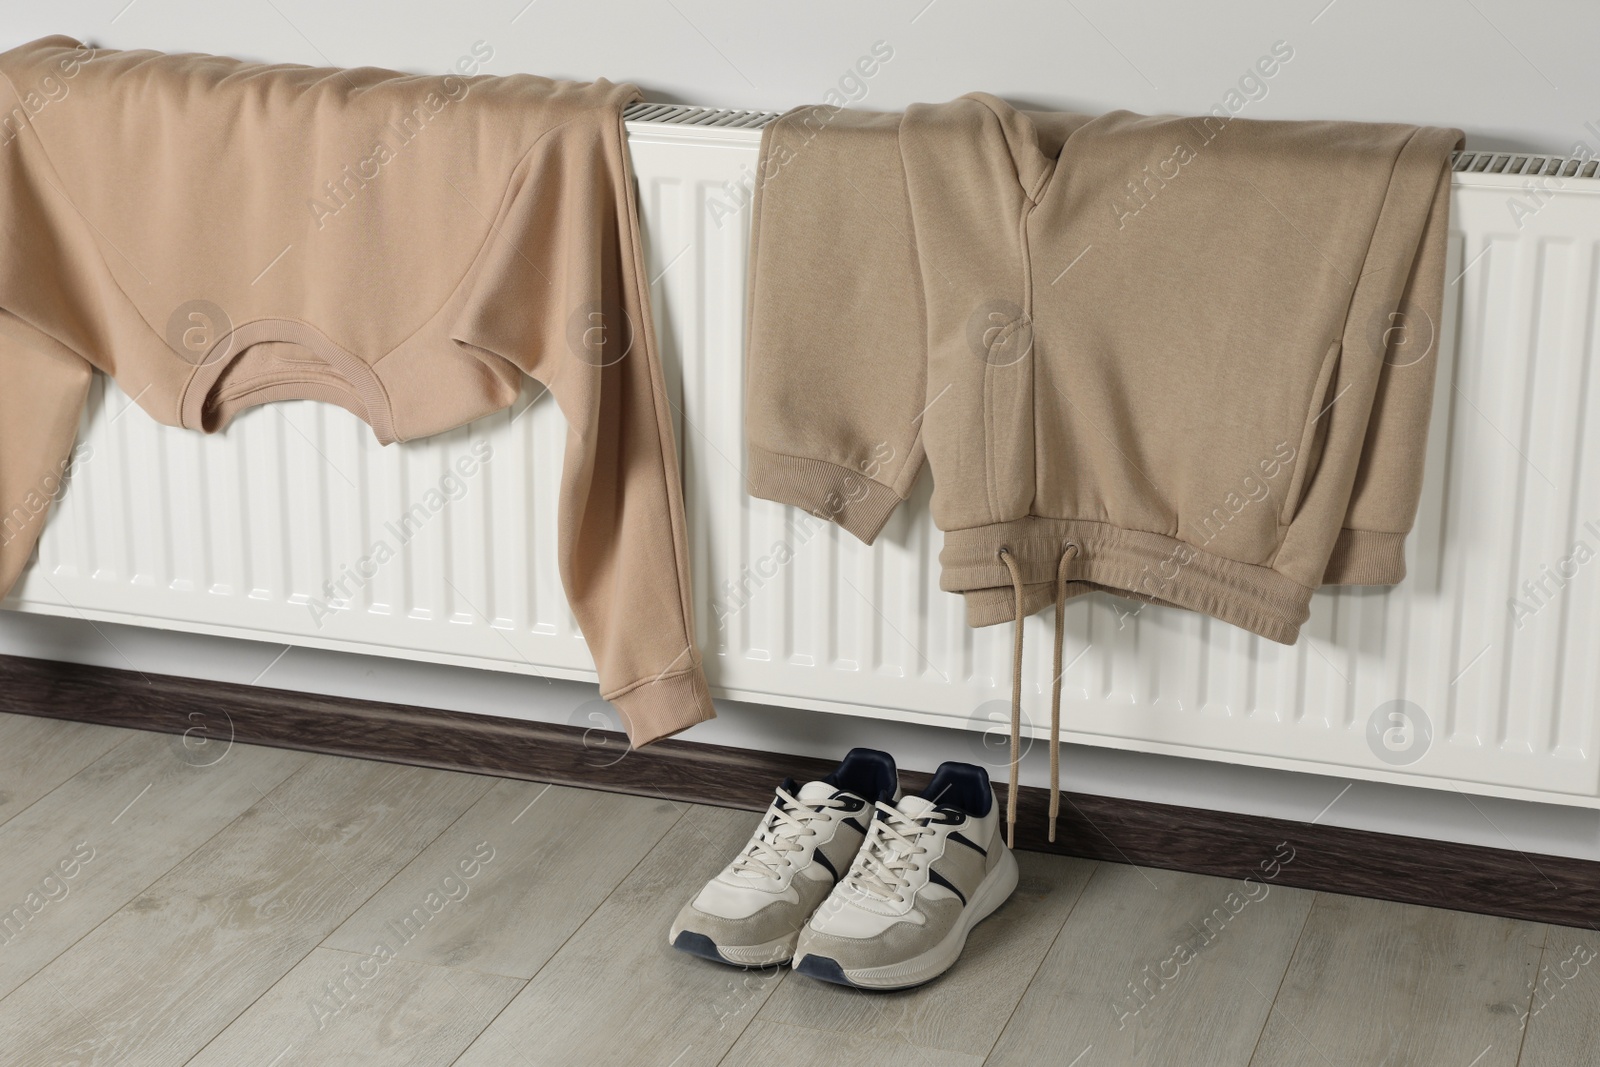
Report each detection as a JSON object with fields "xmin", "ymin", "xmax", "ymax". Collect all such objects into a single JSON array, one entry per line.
[{"xmin": 668, "ymin": 749, "xmax": 1019, "ymax": 991}]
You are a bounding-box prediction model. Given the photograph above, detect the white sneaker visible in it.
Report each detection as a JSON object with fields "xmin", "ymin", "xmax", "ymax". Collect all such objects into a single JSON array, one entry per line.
[
  {"xmin": 792, "ymin": 761, "xmax": 1019, "ymax": 990},
  {"xmin": 669, "ymin": 748, "xmax": 899, "ymax": 967}
]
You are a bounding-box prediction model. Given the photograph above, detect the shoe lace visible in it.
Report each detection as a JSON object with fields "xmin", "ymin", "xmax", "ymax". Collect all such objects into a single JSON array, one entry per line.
[
  {"xmin": 844, "ymin": 802, "xmax": 937, "ymax": 904},
  {"xmin": 728, "ymin": 787, "xmax": 846, "ymax": 881}
]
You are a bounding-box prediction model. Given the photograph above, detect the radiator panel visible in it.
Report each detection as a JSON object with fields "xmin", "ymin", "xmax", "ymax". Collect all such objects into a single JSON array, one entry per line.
[
  {"xmin": 13, "ymin": 386, "xmax": 593, "ymax": 680},
  {"xmin": 7, "ymin": 121, "xmax": 1600, "ymax": 805}
]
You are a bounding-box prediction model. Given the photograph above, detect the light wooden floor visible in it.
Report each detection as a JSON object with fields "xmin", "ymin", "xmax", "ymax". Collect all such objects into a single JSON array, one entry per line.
[{"xmin": 0, "ymin": 711, "xmax": 1588, "ymax": 1067}]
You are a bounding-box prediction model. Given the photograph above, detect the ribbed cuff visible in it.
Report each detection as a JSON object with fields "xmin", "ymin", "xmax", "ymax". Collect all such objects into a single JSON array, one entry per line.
[
  {"xmin": 1322, "ymin": 529, "xmax": 1408, "ymax": 586},
  {"xmin": 746, "ymin": 445, "xmax": 903, "ymax": 545},
  {"xmin": 607, "ymin": 663, "xmax": 717, "ymax": 747}
]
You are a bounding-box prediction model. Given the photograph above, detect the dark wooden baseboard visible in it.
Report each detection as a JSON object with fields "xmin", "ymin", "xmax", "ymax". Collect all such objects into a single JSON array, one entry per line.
[{"xmin": 1, "ymin": 651, "xmax": 1594, "ymax": 929}]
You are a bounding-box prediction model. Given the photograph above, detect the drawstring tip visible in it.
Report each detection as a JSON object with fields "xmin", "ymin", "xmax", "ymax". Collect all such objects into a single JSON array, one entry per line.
[{"xmin": 1047, "ymin": 817, "xmax": 1056, "ymax": 844}]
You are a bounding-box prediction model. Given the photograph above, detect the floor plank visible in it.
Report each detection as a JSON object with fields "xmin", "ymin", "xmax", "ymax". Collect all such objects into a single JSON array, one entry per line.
[
  {"xmin": 1247, "ymin": 892, "xmax": 1544, "ymax": 1067},
  {"xmin": 756, "ymin": 852, "xmax": 1094, "ymax": 1057},
  {"xmin": 186, "ymin": 947, "xmax": 522, "ymax": 1066},
  {"xmin": 985, "ymin": 860, "xmax": 1316, "ymax": 1067},
  {"xmin": 323, "ymin": 780, "xmax": 683, "ymax": 978},
  {"xmin": 451, "ymin": 804, "xmax": 788, "ymax": 1067},
  {"xmin": 723, "ymin": 1020, "xmax": 984, "ymax": 1067},
  {"xmin": 0, "ymin": 712, "xmax": 135, "ymax": 828},
  {"xmin": 1517, "ymin": 924, "xmax": 1600, "ymax": 1067},
  {"xmin": 0, "ymin": 756, "xmax": 491, "ymax": 1067},
  {"xmin": 0, "ymin": 730, "xmax": 308, "ymax": 1001}
]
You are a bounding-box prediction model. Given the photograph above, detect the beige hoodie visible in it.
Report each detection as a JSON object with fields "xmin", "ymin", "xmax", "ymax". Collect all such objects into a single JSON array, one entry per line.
[
  {"xmin": 746, "ymin": 95, "xmax": 1461, "ymax": 837},
  {"xmin": 0, "ymin": 37, "xmax": 713, "ymax": 745}
]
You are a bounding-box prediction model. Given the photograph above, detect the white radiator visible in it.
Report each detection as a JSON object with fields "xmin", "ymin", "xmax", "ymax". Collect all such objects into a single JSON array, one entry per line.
[{"xmin": 7, "ymin": 106, "xmax": 1600, "ymax": 809}]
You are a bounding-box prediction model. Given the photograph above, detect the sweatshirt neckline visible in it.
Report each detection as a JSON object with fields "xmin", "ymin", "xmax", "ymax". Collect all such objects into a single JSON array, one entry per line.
[{"xmin": 179, "ymin": 318, "xmax": 397, "ymax": 443}]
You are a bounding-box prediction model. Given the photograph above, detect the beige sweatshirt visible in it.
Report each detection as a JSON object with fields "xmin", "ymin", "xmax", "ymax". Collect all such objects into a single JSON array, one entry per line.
[
  {"xmin": 748, "ymin": 95, "xmax": 1462, "ymax": 645},
  {"xmin": 0, "ymin": 36, "xmax": 713, "ymax": 745}
]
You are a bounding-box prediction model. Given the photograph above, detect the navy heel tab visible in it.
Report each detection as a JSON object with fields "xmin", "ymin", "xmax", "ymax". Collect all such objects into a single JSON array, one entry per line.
[
  {"xmin": 825, "ymin": 747, "xmax": 899, "ymax": 805},
  {"xmin": 920, "ymin": 761, "xmax": 993, "ymax": 818}
]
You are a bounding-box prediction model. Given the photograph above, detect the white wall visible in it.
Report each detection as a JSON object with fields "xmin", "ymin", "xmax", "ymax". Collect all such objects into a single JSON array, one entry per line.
[
  {"xmin": 4, "ymin": 1, "xmax": 1600, "ymax": 862},
  {"xmin": 6, "ymin": 0, "xmax": 1598, "ymax": 153}
]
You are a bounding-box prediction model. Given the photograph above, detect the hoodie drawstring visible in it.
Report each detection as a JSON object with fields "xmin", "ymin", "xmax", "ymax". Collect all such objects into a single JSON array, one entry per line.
[
  {"xmin": 997, "ymin": 548, "xmax": 1025, "ymax": 850},
  {"xmin": 1049, "ymin": 542, "xmax": 1077, "ymax": 840},
  {"xmin": 996, "ymin": 541, "xmax": 1080, "ymax": 849}
]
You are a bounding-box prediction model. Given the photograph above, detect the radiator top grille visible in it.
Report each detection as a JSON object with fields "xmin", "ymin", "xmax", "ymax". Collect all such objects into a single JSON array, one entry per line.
[
  {"xmin": 623, "ymin": 102, "xmax": 779, "ymax": 129},
  {"xmin": 1453, "ymin": 149, "xmax": 1600, "ymax": 179}
]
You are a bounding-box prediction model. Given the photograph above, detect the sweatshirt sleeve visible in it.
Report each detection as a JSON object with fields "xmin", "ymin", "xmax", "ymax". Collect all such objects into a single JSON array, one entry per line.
[
  {"xmin": 0, "ymin": 57, "xmax": 96, "ymax": 599},
  {"xmin": 744, "ymin": 106, "xmax": 928, "ymax": 545},
  {"xmin": 449, "ymin": 102, "xmax": 714, "ymax": 747},
  {"xmin": 0, "ymin": 324, "xmax": 92, "ymax": 599},
  {"xmin": 1321, "ymin": 141, "xmax": 1458, "ymax": 586}
]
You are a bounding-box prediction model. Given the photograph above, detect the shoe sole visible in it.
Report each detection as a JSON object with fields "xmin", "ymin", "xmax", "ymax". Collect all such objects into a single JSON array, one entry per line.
[
  {"xmin": 793, "ymin": 846, "xmax": 1020, "ymax": 991},
  {"xmin": 668, "ymin": 927, "xmax": 796, "ymax": 969}
]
